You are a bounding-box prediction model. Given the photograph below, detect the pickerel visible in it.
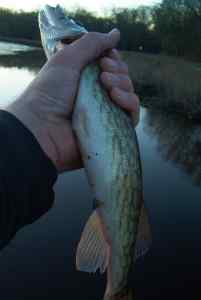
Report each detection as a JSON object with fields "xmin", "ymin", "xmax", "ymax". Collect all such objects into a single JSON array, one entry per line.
[{"xmin": 39, "ymin": 5, "xmax": 151, "ymax": 299}]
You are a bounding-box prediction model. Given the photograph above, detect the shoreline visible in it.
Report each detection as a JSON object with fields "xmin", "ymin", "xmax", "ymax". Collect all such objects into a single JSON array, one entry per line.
[
  {"xmin": 0, "ymin": 37, "xmax": 42, "ymax": 47},
  {"xmin": 0, "ymin": 45, "xmax": 200, "ymax": 122},
  {"xmin": 123, "ymin": 51, "xmax": 201, "ymax": 122},
  {"xmin": 141, "ymin": 98, "xmax": 201, "ymax": 121}
]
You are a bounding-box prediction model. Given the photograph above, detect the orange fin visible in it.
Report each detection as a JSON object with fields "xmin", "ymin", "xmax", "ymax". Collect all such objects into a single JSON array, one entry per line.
[
  {"xmin": 76, "ymin": 210, "xmax": 110, "ymax": 274},
  {"xmin": 104, "ymin": 288, "xmax": 133, "ymax": 300},
  {"xmin": 134, "ymin": 203, "xmax": 152, "ymax": 261}
]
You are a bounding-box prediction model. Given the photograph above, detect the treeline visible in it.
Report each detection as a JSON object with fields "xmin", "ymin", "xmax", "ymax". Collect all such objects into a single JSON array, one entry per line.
[
  {"xmin": 0, "ymin": 0, "xmax": 201, "ymax": 60},
  {"xmin": 152, "ymin": 0, "xmax": 201, "ymax": 59},
  {"xmin": 0, "ymin": 6, "xmax": 160, "ymax": 53},
  {"xmin": 0, "ymin": 9, "xmax": 39, "ymax": 40}
]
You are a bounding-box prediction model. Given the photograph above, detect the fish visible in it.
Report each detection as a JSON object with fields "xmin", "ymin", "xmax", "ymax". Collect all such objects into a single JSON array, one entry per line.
[{"xmin": 38, "ymin": 5, "xmax": 152, "ymax": 299}]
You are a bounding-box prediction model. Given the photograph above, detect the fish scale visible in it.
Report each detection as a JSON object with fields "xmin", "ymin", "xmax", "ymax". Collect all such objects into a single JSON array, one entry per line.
[{"xmin": 72, "ymin": 63, "xmax": 142, "ymax": 294}]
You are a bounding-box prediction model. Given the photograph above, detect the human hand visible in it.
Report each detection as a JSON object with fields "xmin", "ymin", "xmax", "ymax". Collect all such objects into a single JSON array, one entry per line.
[{"xmin": 6, "ymin": 29, "xmax": 140, "ymax": 173}]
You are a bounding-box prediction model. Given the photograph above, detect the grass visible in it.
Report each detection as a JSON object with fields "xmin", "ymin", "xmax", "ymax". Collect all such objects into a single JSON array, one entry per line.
[
  {"xmin": 122, "ymin": 51, "xmax": 201, "ymax": 120},
  {"xmin": 1, "ymin": 43, "xmax": 201, "ymax": 120}
]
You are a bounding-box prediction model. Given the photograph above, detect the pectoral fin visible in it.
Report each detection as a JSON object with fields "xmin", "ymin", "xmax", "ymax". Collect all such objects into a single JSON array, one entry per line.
[{"xmin": 76, "ymin": 210, "xmax": 110, "ymax": 274}]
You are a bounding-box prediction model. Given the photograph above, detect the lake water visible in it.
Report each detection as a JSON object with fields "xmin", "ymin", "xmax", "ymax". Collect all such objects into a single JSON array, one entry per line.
[
  {"xmin": 0, "ymin": 41, "xmax": 39, "ymax": 55},
  {"xmin": 0, "ymin": 42, "xmax": 201, "ymax": 299}
]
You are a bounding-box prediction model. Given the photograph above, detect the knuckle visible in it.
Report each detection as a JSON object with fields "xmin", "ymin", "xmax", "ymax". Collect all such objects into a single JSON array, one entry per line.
[
  {"xmin": 131, "ymin": 110, "xmax": 140, "ymax": 126},
  {"xmin": 128, "ymin": 78, "xmax": 134, "ymax": 88},
  {"xmin": 101, "ymin": 57, "xmax": 120, "ymax": 72},
  {"xmin": 87, "ymin": 32, "xmax": 99, "ymax": 40},
  {"xmin": 101, "ymin": 57, "xmax": 108, "ymax": 63},
  {"xmin": 111, "ymin": 86, "xmax": 121, "ymax": 98},
  {"xmin": 131, "ymin": 93, "xmax": 140, "ymax": 109},
  {"xmin": 130, "ymin": 93, "xmax": 137, "ymax": 103},
  {"xmin": 111, "ymin": 48, "xmax": 121, "ymax": 59},
  {"xmin": 100, "ymin": 71, "xmax": 111, "ymax": 83},
  {"xmin": 101, "ymin": 57, "xmax": 111, "ymax": 67},
  {"xmin": 100, "ymin": 57, "xmax": 107, "ymax": 68},
  {"xmin": 107, "ymin": 57, "xmax": 116, "ymax": 67},
  {"xmin": 120, "ymin": 62, "xmax": 129, "ymax": 73},
  {"xmin": 119, "ymin": 75, "xmax": 133, "ymax": 90},
  {"xmin": 86, "ymin": 32, "xmax": 103, "ymax": 47},
  {"xmin": 125, "ymin": 74, "xmax": 131, "ymax": 82},
  {"xmin": 100, "ymin": 71, "xmax": 107, "ymax": 81},
  {"xmin": 134, "ymin": 93, "xmax": 140, "ymax": 104}
]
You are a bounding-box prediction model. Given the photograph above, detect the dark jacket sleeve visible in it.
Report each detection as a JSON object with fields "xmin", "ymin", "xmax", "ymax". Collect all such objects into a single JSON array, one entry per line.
[{"xmin": 0, "ymin": 110, "xmax": 58, "ymax": 250}]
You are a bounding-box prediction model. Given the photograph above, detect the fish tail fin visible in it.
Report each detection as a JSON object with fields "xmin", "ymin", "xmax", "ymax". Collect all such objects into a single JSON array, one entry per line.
[
  {"xmin": 76, "ymin": 209, "xmax": 110, "ymax": 274},
  {"xmin": 104, "ymin": 288, "xmax": 133, "ymax": 300}
]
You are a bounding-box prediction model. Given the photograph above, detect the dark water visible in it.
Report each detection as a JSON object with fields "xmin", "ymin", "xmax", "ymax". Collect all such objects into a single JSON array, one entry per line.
[{"xmin": 0, "ymin": 42, "xmax": 201, "ymax": 299}]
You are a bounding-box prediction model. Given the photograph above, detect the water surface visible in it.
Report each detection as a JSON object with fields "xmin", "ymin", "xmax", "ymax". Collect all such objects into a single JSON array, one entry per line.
[
  {"xmin": 0, "ymin": 41, "xmax": 39, "ymax": 55},
  {"xmin": 0, "ymin": 43, "xmax": 201, "ymax": 299}
]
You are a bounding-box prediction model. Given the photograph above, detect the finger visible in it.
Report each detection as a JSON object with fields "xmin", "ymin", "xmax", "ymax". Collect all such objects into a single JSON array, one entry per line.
[
  {"xmin": 67, "ymin": 29, "xmax": 120, "ymax": 68},
  {"xmin": 61, "ymin": 154, "xmax": 83, "ymax": 173},
  {"xmin": 131, "ymin": 108, "xmax": 140, "ymax": 127},
  {"xmin": 66, "ymin": 135, "xmax": 84, "ymax": 171},
  {"xmin": 107, "ymin": 48, "xmax": 122, "ymax": 60},
  {"xmin": 100, "ymin": 72, "xmax": 134, "ymax": 92},
  {"xmin": 110, "ymin": 87, "xmax": 139, "ymax": 113},
  {"xmin": 100, "ymin": 57, "xmax": 129, "ymax": 74}
]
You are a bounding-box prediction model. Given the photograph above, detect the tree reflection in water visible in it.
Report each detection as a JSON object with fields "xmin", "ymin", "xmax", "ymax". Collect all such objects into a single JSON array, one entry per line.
[
  {"xmin": 0, "ymin": 50, "xmax": 45, "ymax": 72},
  {"xmin": 144, "ymin": 109, "xmax": 201, "ymax": 186}
]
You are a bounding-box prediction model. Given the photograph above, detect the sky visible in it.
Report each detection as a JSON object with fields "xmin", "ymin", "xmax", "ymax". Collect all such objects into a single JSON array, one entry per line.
[{"xmin": 0, "ymin": 0, "xmax": 160, "ymax": 14}]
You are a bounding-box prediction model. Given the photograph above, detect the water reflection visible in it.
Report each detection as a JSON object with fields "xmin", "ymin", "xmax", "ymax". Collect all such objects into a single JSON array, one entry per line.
[
  {"xmin": 0, "ymin": 41, "xmax": 39, "ymax": 55},
  {"xmin": 145, "ymin": 109, "xmax": 201, "ymax": 186},
  {"xmin": 0, "ymin": 66, "xmax": 36, "ymax": 107},
  {"xmin": 1, "ymin": 46, "xmax": 201, "ymax": 299},
  {"xmin": 0, "ymin": 50, "xmax": 45, "ymax": 71},
  {"xmin": 0, "ymin": 50, "xmax": 45, "ymax": 107}
]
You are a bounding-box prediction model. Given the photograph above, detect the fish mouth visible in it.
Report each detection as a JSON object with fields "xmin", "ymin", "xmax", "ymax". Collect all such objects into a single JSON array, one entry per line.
[{"xmin": 61, "ymin": 35, "xmax": 84, "ymax": 45}]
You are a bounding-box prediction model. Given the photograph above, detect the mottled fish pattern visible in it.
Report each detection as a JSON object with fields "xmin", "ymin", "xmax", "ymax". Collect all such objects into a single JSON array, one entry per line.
[{"xmin": 38, "ymin": 5, "xmax": 151, "ymax": 300}]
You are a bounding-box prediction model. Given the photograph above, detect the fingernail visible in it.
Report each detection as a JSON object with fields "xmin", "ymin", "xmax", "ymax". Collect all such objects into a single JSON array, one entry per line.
[
  {"xmin": 110, "ymin": 60, "xmax": 117, "ymax": 68},
  {"xmin": 109, "ymin": 28, "xmax": 120, "ymax": 35},
  {"xmin": 112, "ymin": 48, "xmax": 119, "ymax": 55}
]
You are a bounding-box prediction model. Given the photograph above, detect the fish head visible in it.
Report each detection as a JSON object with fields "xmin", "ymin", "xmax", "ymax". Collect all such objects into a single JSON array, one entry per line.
[{"xmin": 39, "ymin": 4, "xmax": 88, "ymax": 58}]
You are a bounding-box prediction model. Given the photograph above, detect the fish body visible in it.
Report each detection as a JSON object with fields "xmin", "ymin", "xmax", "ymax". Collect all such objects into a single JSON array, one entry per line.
[
  {"xmin": 73, "ymin": 63, "xmax": 142, "ymax": 297},
  {"xmin": 39, "ymin": 5, "xmax": 151, "ymax": 299}
]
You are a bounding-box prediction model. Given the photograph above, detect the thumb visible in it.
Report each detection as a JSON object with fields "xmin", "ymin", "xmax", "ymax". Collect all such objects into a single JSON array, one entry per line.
[{"xmin": 67, "ymin": 28, "xmax": 120, "ymax": 68}]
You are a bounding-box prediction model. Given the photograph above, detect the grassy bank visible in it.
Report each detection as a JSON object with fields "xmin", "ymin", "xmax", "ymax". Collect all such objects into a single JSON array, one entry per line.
[
  {"xmin": 122, "ymin": 51, "xmax": 201, "ymax": 120},
  {"xmin": 1, "ymin": 44, "xmax": 201, "ymax": 120}
]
